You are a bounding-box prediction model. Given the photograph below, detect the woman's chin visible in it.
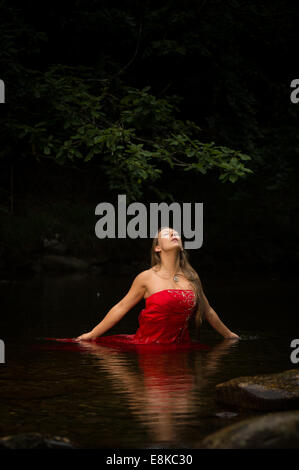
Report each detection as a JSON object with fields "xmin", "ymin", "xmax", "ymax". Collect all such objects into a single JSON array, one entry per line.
[{"xmin": 168, "ymin": 244, "xmax": 181, "ymax": 252}]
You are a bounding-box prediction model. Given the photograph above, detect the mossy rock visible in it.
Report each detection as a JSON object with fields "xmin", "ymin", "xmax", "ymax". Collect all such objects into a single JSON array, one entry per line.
[
  {"xmin": 216, "ymin": 369, "xmax": 299, "ymax": 411},
  {"xmin": 0, "ymin": 432, "xmax": 75, "ymax": 449},
  {"xmin": 199, "ymin": 410, "xmax": 299, "ymax": 449}
]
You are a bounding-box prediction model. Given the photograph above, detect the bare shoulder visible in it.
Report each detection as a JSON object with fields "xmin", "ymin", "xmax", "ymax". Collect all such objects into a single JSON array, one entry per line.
[
  {"xmin": 116, "ymin": 269, "xmax": 151, "ymax": 312},
  {"xmin": 133, "ymin": 269, "xmax": 152, "ymax": 286}
]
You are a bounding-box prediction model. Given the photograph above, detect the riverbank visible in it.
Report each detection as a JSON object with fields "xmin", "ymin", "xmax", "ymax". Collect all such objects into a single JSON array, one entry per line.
[{"xmin": 0, "ymin": 160, "xmax": 298, "ymax": 280}]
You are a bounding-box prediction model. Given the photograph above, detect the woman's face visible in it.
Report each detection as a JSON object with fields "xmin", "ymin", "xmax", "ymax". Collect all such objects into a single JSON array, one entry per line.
[{"xmin": 155, "ymin": 227, "xmax": 183, "ymax": 253}]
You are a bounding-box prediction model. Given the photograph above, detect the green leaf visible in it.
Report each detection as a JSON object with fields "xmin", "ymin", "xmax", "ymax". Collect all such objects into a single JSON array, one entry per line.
[{"xmin": 229, "ymin": 174, "xmax": 238, "ymax": 183}]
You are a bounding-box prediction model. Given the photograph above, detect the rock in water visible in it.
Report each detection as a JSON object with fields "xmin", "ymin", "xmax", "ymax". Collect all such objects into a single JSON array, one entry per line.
[
  {"xmin": 41, "ymin": 255, "xmax": 89, "ymax": 271},
  {"xmin": 199, "ymin": 411, "xmax": 299, "ymax": 449},
  {"xmin": 215, "ymin": 369, "xmax": 299, "ymax": 410},
  {"xmin": 0, "ymin": 432, "xmax": 75, "ymax": 449}
]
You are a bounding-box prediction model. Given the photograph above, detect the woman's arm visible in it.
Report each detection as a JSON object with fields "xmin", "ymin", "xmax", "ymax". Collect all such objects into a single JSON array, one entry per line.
[
  {"xmin": 77, "ymin": 271, "xmax": 147, "ymax": 341},
  {"xmin": 201, "ymin": 288, "xmax": 240, "ymax": 339},
  {"xmin": 205, "ymin": 307, "xmax": 240, "ymax": 339}
]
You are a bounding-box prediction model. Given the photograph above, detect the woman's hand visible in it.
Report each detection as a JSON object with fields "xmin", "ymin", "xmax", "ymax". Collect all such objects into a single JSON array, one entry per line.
[
  {"xmin": 76, "ymin": 331, "xmax": 97, "ymax": 342},
  {"xmin": 224, "ymin": 332, "xmax": 240, "ymax": 339}
]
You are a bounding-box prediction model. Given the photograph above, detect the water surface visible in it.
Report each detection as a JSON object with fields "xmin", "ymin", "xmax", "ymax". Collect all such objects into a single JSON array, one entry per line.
[{"xmin": 0, "ymin": 273, "xmax": 297, "ymax": 448}]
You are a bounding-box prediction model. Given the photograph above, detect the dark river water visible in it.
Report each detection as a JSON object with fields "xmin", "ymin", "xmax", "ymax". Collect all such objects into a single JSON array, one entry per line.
[{"xmin": 0, "ymin": 272, "xmax": 298, "ymax": 449}]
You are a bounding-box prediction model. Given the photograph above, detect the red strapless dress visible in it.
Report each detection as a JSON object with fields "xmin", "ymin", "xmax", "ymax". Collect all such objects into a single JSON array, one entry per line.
[{"xmin": 42, "ymin": 289, "xmax": 210, "ymax": 353}]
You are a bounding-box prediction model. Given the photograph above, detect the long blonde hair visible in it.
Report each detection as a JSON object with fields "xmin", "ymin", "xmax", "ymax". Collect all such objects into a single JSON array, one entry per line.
[{"xmin": 150, "ymin": 226, "xmax": 205, "ymax": 329}]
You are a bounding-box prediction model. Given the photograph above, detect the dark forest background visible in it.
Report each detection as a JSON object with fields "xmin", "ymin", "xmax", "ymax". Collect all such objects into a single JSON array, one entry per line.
[{"xmin": 0, "ymin": 0, "xmax": 298, "ymax": 280}]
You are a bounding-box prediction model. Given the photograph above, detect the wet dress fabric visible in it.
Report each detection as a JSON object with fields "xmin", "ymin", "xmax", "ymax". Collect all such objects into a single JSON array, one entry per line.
[
  {"xmin": 104, "ymin": 289, "xmax": 197, "ymax": 345},
  {"xmin": 43, "ymin": 289, "xmax": 210, "ymax": 353}
]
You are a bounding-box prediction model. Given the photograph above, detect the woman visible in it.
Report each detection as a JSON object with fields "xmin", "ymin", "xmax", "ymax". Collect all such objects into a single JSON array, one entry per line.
[{"xmin": 77, "ymin": 226, "xmax": 240, "ymax": 343}]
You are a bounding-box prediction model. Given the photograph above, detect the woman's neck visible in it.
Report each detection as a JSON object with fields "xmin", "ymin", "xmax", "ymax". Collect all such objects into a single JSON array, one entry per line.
[{"xmin": 159, "ymin": 251, "xmax": 181, "ymax": 275}]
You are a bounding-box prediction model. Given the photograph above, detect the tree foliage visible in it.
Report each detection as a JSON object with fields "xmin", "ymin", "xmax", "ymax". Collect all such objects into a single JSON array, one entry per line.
[
  {"xmin": 0, "ymin": 0, "xmax": 258, "ymax": 203},
  {"xmin": 0, "ymin": 0, "xmax": 298, "ymax": 203},
  {"xmin": 2, "ymin": 64, "xmax": 252, "ymax": 202}
]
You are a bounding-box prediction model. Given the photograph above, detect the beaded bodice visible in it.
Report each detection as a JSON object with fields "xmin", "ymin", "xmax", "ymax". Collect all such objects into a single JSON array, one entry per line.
[{"xmin": 134, "ymin": 289, "xmax": 197, "ymax": 344}]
